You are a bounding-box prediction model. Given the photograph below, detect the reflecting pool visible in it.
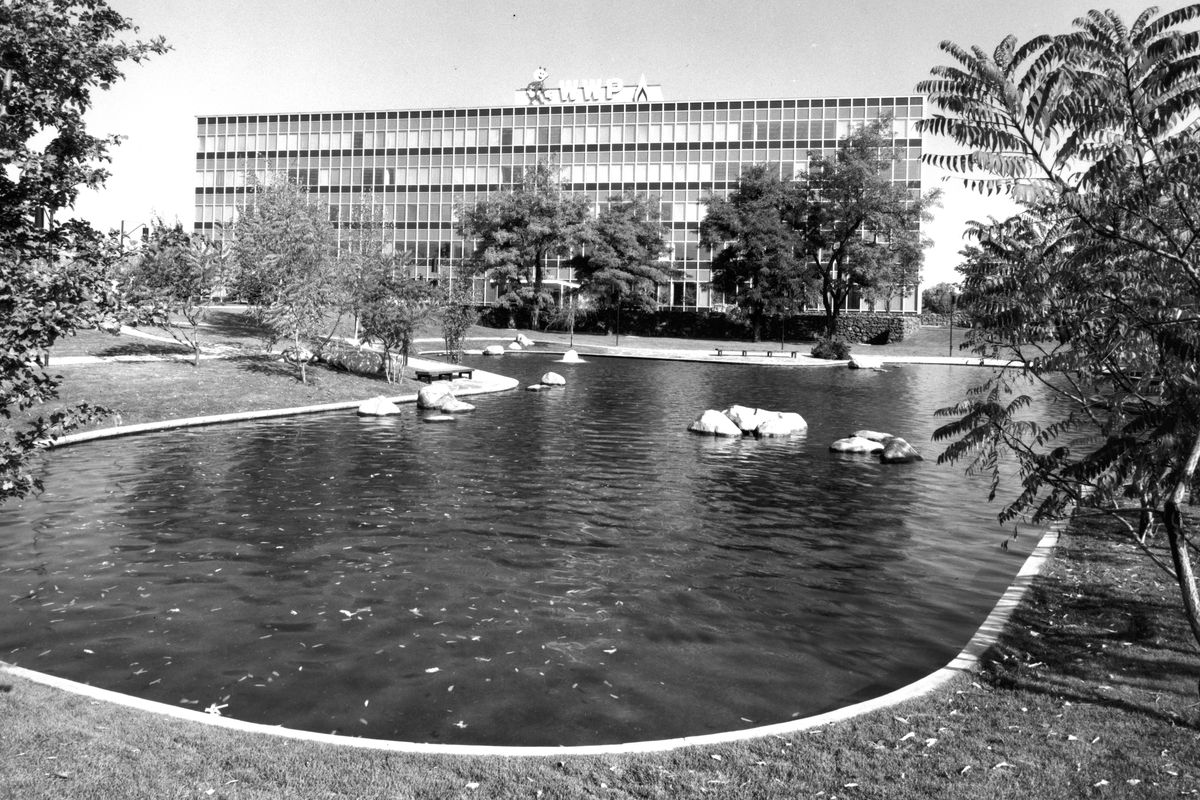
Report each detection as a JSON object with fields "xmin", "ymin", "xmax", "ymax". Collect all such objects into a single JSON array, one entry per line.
[{"xmin": 0, "ymin": 354, "xmax": 1037, "ymax": 746}]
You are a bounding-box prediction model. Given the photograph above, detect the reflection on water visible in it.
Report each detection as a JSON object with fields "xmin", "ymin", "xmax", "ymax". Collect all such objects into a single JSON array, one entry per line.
[{"xmin": 0, "ymin": 355, "xmax": 1037, "ymax": 746}]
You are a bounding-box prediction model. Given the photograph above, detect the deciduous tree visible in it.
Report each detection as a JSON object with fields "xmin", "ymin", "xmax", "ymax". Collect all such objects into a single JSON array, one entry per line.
[
  {"xmin": 796, "ymin": 118, "xmax": 938, "ymax": 337},
  {"xmin": 229, "ymin": 175, "xmax": 343, "ymax": 383},
  {"xmin": 455, "ymin": 161, "xmax": 592, "ymax": 330},
  {"xmin": 355, "ymin": 253, "xmax": 438, "ymax": 382},
  {"xmin": 919, "ymin": 4, "xmax": 1200, "ymax": 651},
  {"xmin": 1, "ymin": 0, "xmax": 166, "ymax": 502},
  {"xmin": 122, "ymin": 218, "xmax": 226, "ymax": 365},
  {"xmin": 699, "ymin": 165, "xmax": 808, "ymax": 342},
  {"xmin": 572, "ymin": 193, "xmax": 671, "ymax": 334}
]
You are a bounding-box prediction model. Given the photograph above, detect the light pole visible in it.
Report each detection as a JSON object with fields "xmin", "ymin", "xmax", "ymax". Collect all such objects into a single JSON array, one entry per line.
[{"xmin": 948, "ymin": 290, "xmax": 958, "ymax": 357}]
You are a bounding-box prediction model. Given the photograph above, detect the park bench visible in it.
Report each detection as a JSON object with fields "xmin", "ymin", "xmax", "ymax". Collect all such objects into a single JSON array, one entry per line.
[
  {"xmin": 714, "ymin": 349, "xmax": 801, "ymax": 359},
  {"xmin": 413, "ymin": 367, "xmax": 474, "ymax": 383}
]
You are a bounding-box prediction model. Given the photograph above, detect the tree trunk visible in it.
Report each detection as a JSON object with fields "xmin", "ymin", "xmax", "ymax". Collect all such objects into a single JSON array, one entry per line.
[{"xmin": 1164, "ymin": 434, "xmax": 1200, "ymax": 652}]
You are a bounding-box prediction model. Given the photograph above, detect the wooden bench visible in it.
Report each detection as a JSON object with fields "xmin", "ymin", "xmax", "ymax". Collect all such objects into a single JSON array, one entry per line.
[
  {"xmin": 414, "ymin": 367, "xmax": 474, "ymax": 383},
  {"xmin": 714, "ymin": 349, "xmax": 801, "ymax": 359}
]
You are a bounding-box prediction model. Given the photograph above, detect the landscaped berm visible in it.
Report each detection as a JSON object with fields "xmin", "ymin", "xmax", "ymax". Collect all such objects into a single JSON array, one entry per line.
[{"xmin": 0, "ymin": 320, "xmax": 1197, "ymax": 799}]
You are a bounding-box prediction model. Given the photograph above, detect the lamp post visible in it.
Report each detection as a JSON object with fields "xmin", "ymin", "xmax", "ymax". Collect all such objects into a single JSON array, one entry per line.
[{"xmin": 948, "ymin": 290, "xmax": 958, "ymax": 358}]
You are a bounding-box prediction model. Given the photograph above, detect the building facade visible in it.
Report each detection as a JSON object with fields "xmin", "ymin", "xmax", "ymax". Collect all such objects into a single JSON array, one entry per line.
[{"xmin": 194, "ymin": 82, "xmax": 924, "ymax": 312}]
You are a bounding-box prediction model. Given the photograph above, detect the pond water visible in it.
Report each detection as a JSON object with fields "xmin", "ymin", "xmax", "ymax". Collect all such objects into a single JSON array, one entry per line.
[{"xmin": 0, "ymin": 353, "xmax": 1037, "ymax": 746}]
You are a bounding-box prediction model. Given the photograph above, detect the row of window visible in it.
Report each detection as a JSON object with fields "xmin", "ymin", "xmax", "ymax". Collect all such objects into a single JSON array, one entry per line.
[
  {"xmin": 198, "ymin": 163, "xmax": 924, "ymax": 191},
  {"xmin": 196, "ymin": 145, "xmax": 923, "ymax": 173},
  {"xmin": 197, "ymin": 117, "xmax": 920, "ymax": 154},
  {"xmin": 197, "ymin": 98, "xmax": 924, "ymax": 134}
]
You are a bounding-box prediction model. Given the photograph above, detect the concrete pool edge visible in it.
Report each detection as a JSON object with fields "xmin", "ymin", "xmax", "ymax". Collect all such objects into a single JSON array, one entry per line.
[
  {"xmin": 0, "ymin": 519, "xmax": 1063, "ymax": 757},
  {"xmin": 46, "ymin": 358, "xmax": 519, "ymax": 447}
]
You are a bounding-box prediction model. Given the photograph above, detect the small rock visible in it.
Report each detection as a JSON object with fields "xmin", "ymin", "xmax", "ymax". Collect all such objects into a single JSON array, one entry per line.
[
  {"xmin": 853, "ymin": 429, "xmax": 893, "ymax": 442},
  {"xmin": 830, "ymin": 435, "xmax": 885, "ymax": 454},
  {"xmin": 756, "ymin": 412, "xmax": 808, "ymax": 437},
  {"xmin": 849, "ymin": 354, "xmax": 884, "ymax": 370},
  {"xmin": 356, "ymin": 396, "xmax": 401, "ymax": 416},
  {"xmin": 422, "ymin": 414, "xmax": 457, "ymax": 423},
  {"xmin": 880, "ymin": 437, "xmax": 923, "ymax": 463},
  {"xmin": 482, "ymin": 345, "xmax": 505, "ymax": 356},
  {"xmin": 559, "ymin": 349, "xmax": 584, "ymax": 363},
  {"xmin": 724, "ymin": 405, "xmax": 768, "ymax": 434},
  {"xmin": 526, "ymin": 384, "xmax": 550, "ymax": 391},
  {"xmin": 541, "ymin": 372, "xmax": 566, "ymax": 386},
  {"xmin": 507, "ymin": 342, "xmax": 523, "ymax": 351},
  {"xmin": 689, "ymin": 409, "xmax": 743, "ymax": 437},
  {"xmin": 439, "ymin": 398, "xmax": 476, "ymax": 413},
  {"xmin": 417, "ymin": 382, "xmax": 456, "ymax": 409},
  {"xmin": 515, "ymin": 333, "xmax": 535, "ymax": 347}
]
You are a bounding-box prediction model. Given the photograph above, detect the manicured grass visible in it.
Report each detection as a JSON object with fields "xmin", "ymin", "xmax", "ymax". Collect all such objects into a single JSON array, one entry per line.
[{"xmin": 2, "ymin": 314, "xmax": 1198, "ymax": 798}]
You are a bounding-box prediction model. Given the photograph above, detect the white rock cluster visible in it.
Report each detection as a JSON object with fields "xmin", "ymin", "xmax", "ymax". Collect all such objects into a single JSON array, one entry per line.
[
  {"xmin": 688, "ymin": 405, "xmax": 808, "ymax": 438},
  {"xmin": 527, "ymin": 371, "xmax": 566, "ymax": 391},
  {"xmin": 356, "ymin": 396, "xmax": 401, "ymax": 416},
  {"xmin": 417, "ymin": 381, "xmax": 476, "ymax": 413},
  {"xmin": 829, "ymin": 429, "xmax": 923, "ymax": 463}
]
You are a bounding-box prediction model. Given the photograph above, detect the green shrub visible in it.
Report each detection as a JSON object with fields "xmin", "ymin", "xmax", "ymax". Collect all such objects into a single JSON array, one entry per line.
[{"xmin": 811, "ymin": 338, "xmax": 851, "ymax": 360}]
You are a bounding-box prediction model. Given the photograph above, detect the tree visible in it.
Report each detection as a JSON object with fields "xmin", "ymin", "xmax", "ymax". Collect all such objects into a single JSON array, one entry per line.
[
  {"xmin": 455, "ymin": 161, "xmax": 592, "ymax": 330},
  {"xmin": 1, "ymin": 1, "xmax": 166, "ymax": 503},
  {"xmin": 122, "ymin": 218, "xmax": 226, "ymax": 365},
  {"xmin": 572, "ymin": 193, "xmax": 671, "ymax": 335},
  {"xmin": 918, "ymin": 4, "xmax": 1200, "ymax": 651},
  {"xmin": 440, "ymin": 281, "xmax": 480, "ymax": 363},
  {"xmin": 921, "ymin": 281, "xmax": 960, "ymax": 315},
  {"xmin": 229, "ymin": 175, "xmax": 343, "ymax": 383},
  {"xmin": 356, "ymin": 255, "xmax": 438, "ymax": 383},
  {"xmin": 796, "ymin": 117, "xmax": 939, "ymax": 337},
  {"xmin": 699, "ymin": 165, "xmax": 808, "ymax": 342}
]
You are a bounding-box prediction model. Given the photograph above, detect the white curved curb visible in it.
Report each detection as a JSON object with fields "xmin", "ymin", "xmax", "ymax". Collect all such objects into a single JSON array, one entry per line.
[
  {"xmin": 0, "ymin": 519, "xmax": 1062, "ymax": 757},
  {"xmin": 49, "ymin": 369, "xmax": 519, "ymax": 447}
]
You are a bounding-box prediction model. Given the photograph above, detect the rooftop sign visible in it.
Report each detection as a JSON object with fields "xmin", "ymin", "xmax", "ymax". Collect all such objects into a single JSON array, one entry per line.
[{"xmin": 514, "ymin": 67, "xmax": 663, "ymax": 106}]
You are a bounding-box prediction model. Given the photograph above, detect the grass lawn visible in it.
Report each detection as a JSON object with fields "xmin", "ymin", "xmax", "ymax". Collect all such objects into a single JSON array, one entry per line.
[{"xmin": 2, "ymin": 315, "xmax": 1198, "ymax": 798}]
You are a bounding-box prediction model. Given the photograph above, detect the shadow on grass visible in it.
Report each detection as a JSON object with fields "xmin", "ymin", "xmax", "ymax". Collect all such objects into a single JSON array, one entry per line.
[
  {"xmin": 982, "ymin": 522, "xmax": 1200, "ymax": 730},
  {"xmin": 94, "ymin": 341, "xmax": 191, "ymax": 358},
  {"xmin": 202, "ymin": 309, "xmax": 267, "ymax": 339}
]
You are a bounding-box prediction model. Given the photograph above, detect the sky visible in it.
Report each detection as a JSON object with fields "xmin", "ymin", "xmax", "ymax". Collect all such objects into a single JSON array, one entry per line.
[{"xmin": 72, "ymin": 0, "xmax": 1168, "ymax": 286}]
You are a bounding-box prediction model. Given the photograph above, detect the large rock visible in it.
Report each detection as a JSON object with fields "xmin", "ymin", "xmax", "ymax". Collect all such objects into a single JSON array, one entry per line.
[
  {"xmin": 541, "ymin": 371, "xmax": 566, "ymax": 386},
  {"xmin": 723, "ymin": 405, "xmax": 768, "ymax": 434},
  {"xmin": 880, "ymin": 437, "xmax": 923, "ymax": 463},
  {"xmin": 439, "ymin": 398, "xmax": 476, "ymax": 413},
  {"xmin": 417, "ymin": 382, "xmax": 456, "ymax": 409},
  {"xmin": 756, "ymin": 412, "xmax": 808, "ymax": 437},
  {"xmin": 483, "ymin": 344, "xmax": 505, "ymax": 356},
  {"xmin": 507, "ymin": 341, "xmax": 524, "ymax": 351},
  {"xmin": 848, "ymin": 354, "xmax": 885, "ymax": 370},
  {"xmin": 515, "ymin": 333, "xmax": 535, "ymax": 347},
  {"xmin": 829, "ymin": 435, "xmax": 885, "ymax": 454},
  {"xmin": 357, "ymin": 396, "xmax": 401, "ymax": 417},
  {"xmin": 853, "ymin": 429, "xmax": 893, "ymax": 442},
  {"xmin": 559, "ymin": 349, "xmax": 584, "ymax": 363},
  {"xmin": 689, "ymin": 409, "xmax": 743, "ymax": 437}
]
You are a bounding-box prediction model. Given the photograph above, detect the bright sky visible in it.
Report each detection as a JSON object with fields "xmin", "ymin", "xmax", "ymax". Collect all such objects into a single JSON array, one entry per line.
[{"xmin": 74, "ymin": 0, "xmax": 1165, "ymax": 286}]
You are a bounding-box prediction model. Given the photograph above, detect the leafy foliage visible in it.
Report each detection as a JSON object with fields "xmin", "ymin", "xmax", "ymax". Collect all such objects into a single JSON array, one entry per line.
[
  {"xmin": 229, "ymin": 175, "xmax": 344, "ymax": 382},
  {"xmin": 121, "ymin": 218, "xmax": 226, "ymax": 365},
  {"xmin": 455, "ymin": 161, "xmax": 592, "ymax": 330},
  {"xmin": 921, "ymin": 281, "xmax": 960, "ymax": 315},
  {"xmin": 700, "ymin": 165, "xmax": 808, "ymax": 342},
  {"xmin": 572, "ymin": 193, "xmax": 671, "ymax": 330},
  {"xmin": 810, "ymin": 338, "xmax": 852, "ymax": 360},
  {"xmin": 796, "ymin": 117, "xmax": 938, "ymax": 335},
  {"xmin": 0, "ymin": 0, "xmax": 166, "ymax": 502},
  {"xmin": 440, "ymin": 281, "xmax": 480, "ymax": 363},
  {"xmin": 355, "ymin": 254, "xmax": 438, "ymax": 382},
  {"xmin": 919, "ymin": 4, "xmax": 1200, "ymax": 649}
]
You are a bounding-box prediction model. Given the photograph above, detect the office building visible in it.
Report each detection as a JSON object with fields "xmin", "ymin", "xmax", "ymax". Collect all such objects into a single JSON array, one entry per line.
[{"xmin": 194, "ymin": 73, "xmax": 924, "ymax": 312}]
